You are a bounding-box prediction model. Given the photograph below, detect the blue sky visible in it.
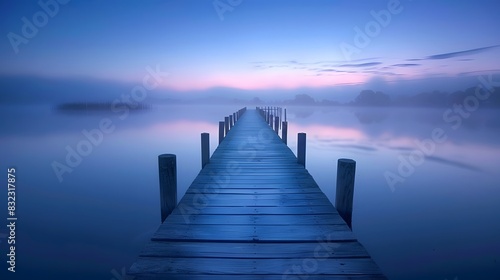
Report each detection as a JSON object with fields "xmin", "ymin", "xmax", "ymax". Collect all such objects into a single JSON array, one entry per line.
[{"xmin": 1, "ymin": 0, "xmax": 499, "ymax": 99}]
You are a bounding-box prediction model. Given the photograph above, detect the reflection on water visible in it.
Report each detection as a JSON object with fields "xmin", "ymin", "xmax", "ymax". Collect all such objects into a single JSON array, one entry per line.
[
  {"xmin": 286, "ymin": 106, "xmax": 500, "ymax": 280},
  {"xmin": 0, "ymin": 104, "xmax": 499, "ymax": 279}
]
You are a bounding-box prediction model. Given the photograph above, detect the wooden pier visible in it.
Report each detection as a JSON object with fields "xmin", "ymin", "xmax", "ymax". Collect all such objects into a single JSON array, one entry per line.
[{"xmin": 128, "ymin": 108, "xmax": 386, "ymax": 279}]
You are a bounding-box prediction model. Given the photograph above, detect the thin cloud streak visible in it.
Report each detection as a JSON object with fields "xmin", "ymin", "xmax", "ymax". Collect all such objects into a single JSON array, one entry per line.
[{"xmin": 426, "ymin": 45, "xmax": 500, "ymax": 60}]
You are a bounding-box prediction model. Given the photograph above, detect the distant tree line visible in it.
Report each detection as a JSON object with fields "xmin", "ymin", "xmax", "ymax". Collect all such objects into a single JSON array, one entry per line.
[
  {"xmin": 275, "ymin": 87, "xmax": 500, "ymax": 107},
  {"xmin": 350, "ymin": 87, "xmax": 500, "ymax": 107}
]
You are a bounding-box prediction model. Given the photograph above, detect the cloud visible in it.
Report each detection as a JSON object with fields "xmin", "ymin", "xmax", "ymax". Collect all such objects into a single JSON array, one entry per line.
[
  {"xmin": 362, "ymin": 70, "xmax": 400, "ymax": 76},
  {"xmin": 426, "ymin": 45, "xmax": 500, "ymax": 60},
  {"xmin": 392, "ymin": 63, "xmax": 420, "ymax": 67},
  {"xmin": 339, "ymin": 62, "xmax": 382, "ymax": 68},
  {"xmin": 252, "ymin": 59, "xmax": 382, "ymax": 76},
  {"xmin": 252, "ymin": 58, "xmax": 381, "ymax": 68},
  {"xmin": 317, "ymin": 69, "xmax": 356, "ymax": 74}
]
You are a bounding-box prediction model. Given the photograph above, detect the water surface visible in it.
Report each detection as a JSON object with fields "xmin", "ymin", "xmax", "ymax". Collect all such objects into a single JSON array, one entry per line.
[{"xmin": 1, "ymin": 104, "xmax": 499, "ymax": 279}]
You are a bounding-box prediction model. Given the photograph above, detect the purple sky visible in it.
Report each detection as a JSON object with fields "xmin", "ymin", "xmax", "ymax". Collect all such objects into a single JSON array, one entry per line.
[{"xmin": 1, "ymin": 0, "xmax": 499, "ymax": 99}]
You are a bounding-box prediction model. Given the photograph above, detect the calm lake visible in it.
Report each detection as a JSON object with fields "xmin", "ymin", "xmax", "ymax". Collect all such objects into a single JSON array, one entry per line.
[{"xmin": 1, "ymin": 104, "xmax": 499, "ymax": 279}]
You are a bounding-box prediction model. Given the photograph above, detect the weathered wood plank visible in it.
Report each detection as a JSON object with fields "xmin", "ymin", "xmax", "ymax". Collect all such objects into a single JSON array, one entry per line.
[
  {"xmin": 176, "ymin": 198, "xmax": 332, "ymax": 207},
  {"xmin": 139, "ymin": 241, "xmax": 370, "ymax": 258},
  {"xmin": 163, "ymin": 214, "xmax": 345, "ymax": 225},
  {"xmin": 152, "ymin": 224, "xmax": 356, "ymax": 242},
  {"xmin": 129, "ymin": 257, "xmax": 383, "ymax": 275},
  {"xmin": 189, "ymin": 182, "xmax": 320, "ymax": 188},
  {"xmin": 186, "ymin": 188, "xmax": 323, "ymax": 194},
  {"xmin": 180, "ymin": 193, "xmax": 330, "ymax": 201},
  {"xmin": 130, "ymin": 275, "xmax": 387, "ymax": 280},
  {"xmin": 170, "ymin": 205, "xmax": 338, "ymax": 215}
]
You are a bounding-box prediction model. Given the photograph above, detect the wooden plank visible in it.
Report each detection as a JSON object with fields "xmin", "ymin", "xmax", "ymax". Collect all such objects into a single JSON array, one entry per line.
[
  {"xmin": 170, "ymin": 205, "xmax": 338, "ymax": 215},
  {"xmin": 180, "ymin": 193, "xmax": 330, "ymax": 200},
  {"xmin": 152, "ymin": 224, "xmax": 356, "ymax": 242},
  {"xmin": 189, "ymin": 182, "xmax": 321, "ymax": 188},
  {"xmin": 131, "ymin": 275, "xmax": 387, "ymax": 280},
  {"xmin": 176, "ymin": 198, "xmax": 332, "ymax": 207},
  {"xmin": 129, "ymin": 257, "xmax": 383, "ymax": 275},
  {"xmin": 139, "ymin": 241, "xmax": 370, "ymax": 258},
  {"xmin": 185, "ymin": 188, "xmax": 323, "ymax": 194},
  {"xmin": 163, "ymin": 214, "xmax": 345, "ymax": 225}
]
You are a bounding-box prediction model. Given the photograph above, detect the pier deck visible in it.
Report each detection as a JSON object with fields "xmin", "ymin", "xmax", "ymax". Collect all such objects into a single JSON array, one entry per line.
[{"xmin": 128, "ymin": 109, "xmax": 386, "ymax": 279}]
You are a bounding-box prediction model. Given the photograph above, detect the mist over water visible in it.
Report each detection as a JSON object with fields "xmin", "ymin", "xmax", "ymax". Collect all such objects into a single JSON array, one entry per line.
[{"xmin": 1, "ymin": 104, "xmax": 499, "ymax": 279}]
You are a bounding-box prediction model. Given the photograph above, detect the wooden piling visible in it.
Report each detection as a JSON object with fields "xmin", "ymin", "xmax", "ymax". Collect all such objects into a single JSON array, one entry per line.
[
  {"xmin": 282, "ymin": 121, "xmax": 288, "ymax": 144},
  {"xmin": 335, "ymin": 159, "xmax": 356, "ymax": 229},
  {"xmin": 201, "ymin": 133, "xmax": 210, "ymax": 168},
  {"xmin": 229, "ymin": 115, "xmax": 234, "ymax": 129},
  {"xmin": 224, "ymin": 116, "xmax": 229, "ymax": 135},
  {"xmin": 274, "ymin": 116, "xmax": 279, "ymax": 134},
  {"xmin": 297, "ymin": 133, "xmax": 306, "ymax": 167},
  {"xmin": 279, "ymin": 107, "xmax": 282, "ymax": 129},
  {"xmin": 158, "ymin": 154, "xmax": 177, "ymax": 223},
  {"xmin": 219, "ymin": 121, "xmax": 224, "ymax": 144}
]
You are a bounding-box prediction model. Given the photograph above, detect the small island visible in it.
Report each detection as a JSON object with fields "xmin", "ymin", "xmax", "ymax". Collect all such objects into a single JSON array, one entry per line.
[{"xmin": 55, "ymin": 102, "xmax": 151, "ymax": 112}]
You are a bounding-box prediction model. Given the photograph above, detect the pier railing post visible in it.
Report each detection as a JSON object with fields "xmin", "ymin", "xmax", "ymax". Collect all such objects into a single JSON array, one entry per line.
[
  {"xmin": 274, "ymin": 116, "xmax": 279, "ymax": 134},
  {"xmin": 224, "ymin": 116, "xmax": 229, "ymax": 136},
  {"xmin": 229, "ymin": 115, "xmax": 233, "ymax": 129},
  {"xmin": 297, "ymin": 133, "xmax": 306, "ymax": 167},
  {"xmin": 158, "ymin": 154, "xmax": 177, "ymax": 223},
  {"xmin": 282, "ymin": 121, "xmax": 288, "ymax": 144},
  {"xmin": 335, "ymin": 159, "xmax": 356, "ymax": 229},
  {"xmin": 201, "ymin": 133, "xmax": 210, "ymax": 168},
  {"xmin": 279, "ymin": 107, "xmax": 282, "ymax": 129},
  {"xmin": 219, "ymin": 121, "xmax": 224, "ymax": 144}
]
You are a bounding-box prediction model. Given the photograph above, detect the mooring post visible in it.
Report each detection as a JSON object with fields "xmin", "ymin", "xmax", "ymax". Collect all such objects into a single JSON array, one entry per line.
[
  {"xmin": 269, "ymin": 114, "xmax": 273, "ymax": 128},
  {"xmin": 224, "ymin": 116, "xmax": 229, "ymax": 135},
  {"xmin": 282, "ymin": 121, "xmax": 288, "ymax": 144},
  {"xmin": 335, "ymin": 159, "xmax": 356, "ymax": 229},
  {"xmin": 229, "ymin": 115, "xmax": 233, "ymax": 129},
  {"xmin": 218, "ymin": 121, "xmax": 224, "ymax": 144},
  {"xmin": 279, "ymin": 107, "xmax": 282, "ymax": 129},
  {"xmin": 284, "ymin": 108, "xmax": 287, "ymax": 122},
  {"xmin": 297, "ymin": 133, "xmax": 306, "ymax": 167},
  {"xmin": 201, "ymin": 133, "xmax": 210, "ymax": 168},
  {"xmin": 158, "ymin": 154, "xmax": 177, "ymax": 223},
  {"xmin": 274, "ymin": 116, "xmax": 279, "ymax": 134}
]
